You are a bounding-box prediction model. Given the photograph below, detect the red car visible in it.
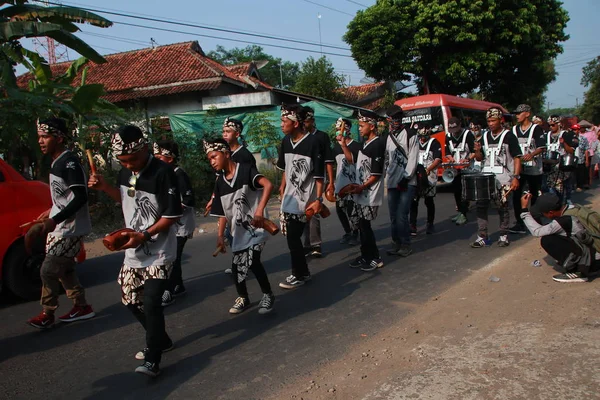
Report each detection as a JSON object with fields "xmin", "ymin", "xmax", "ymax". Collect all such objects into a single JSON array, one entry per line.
[{"xmin": 0, "ymin": 159, "xmax": 85, "ymax": 300}]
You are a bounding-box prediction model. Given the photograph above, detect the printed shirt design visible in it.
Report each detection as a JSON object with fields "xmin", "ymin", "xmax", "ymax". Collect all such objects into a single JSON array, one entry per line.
[
  {"xmin": 482, "ymin": 130, "xmax": 523, "ymax": 185},
  {"xmin": 49, "ymin": 150, "xmax": 91, "ymax": 237},
  {"xmin": 277, "ymin": 133, "xmax": 324, "ymax": 214},
  {"xmin": 446, "ymin": 129, "xmax": 475, "ymax": 161},
  {"xmin": 513, "ymin": 123, "xmax": 546, "ymax": 175},
  {"xmin": 418, "ymin": 138, "xmax": 442, "ymax": 185},
  {"xmin": 118, "ymin": 156, "xmax": 183, "ymax": 268},
  {"xmin": 210, "ymin": 163, "xmax": 269, "ymax": 252},
  {"xmin": 354, "ymin": 136, "xmax": 385, "ymax": 206},
  {"xmin": 333, "ymin": 140, "xmax": 361, "ymax": 193}
]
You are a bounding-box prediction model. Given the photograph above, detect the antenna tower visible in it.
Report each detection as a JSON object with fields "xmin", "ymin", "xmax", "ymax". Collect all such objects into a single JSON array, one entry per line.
[{"xmin": 32, "ymin": 0, "xmax": 70, "ymax": 64}]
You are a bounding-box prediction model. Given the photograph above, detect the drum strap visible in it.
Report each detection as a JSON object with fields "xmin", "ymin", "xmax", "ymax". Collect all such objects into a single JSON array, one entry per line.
[
  {"xmin": 513, "ymin": 124, "xmax": 535, "ymax": 149},
  {"xmin": 448, "ymin": 129, "xmax": 469, "ymax": 158},
  {"xmin": 419, "ymin": 139, "xmax": 435, "ymax": 165}
]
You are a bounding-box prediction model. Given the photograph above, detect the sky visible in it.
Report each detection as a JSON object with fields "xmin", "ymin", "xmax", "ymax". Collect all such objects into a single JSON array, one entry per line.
[{"xmin": 22, "ymin": 0, "xmax": 600, "ymax": 111}]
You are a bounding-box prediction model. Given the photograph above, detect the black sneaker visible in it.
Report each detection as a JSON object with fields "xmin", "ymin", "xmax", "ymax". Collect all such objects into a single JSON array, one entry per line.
[
  {"xmin": 135, "ymin": 341, "xmax": 174, "ymax": 360},
  {"xmin": 161, "ymin": 290, "xmax": 175, "ymax": 307},
  {"xmin": 410, "ymin": 225, "xmax": 417, "ymax": 236},
  {"xmin": 426, "ymin": 223, "xmax": 435, "ymax": 235},
  {"xmin": 307, "ymin": 246, "xmax": 322, "ymax": 258},
  {"xmin": 172, "ymin": 285, "xmax": 186, "ymax": 297},
  {"xmin": 349, "ymin": 256, "xmax": 367, "ymax": 268},
  {"xmin": 229, "ymin": 297, "xmax": 251, "ymax": 314},
  {"xmin": 258, "ymin": 293, "xmax": 275, "ymax": 315},
  {"xmin": 552, "ymin": 272, "xmax": 588, "ymax": 283},
  {"xmin": 508, "ymin": 224, "xmax": 526, "ymax": 234},
  {"xmin": 135, "ymin": 361, "xmax": 160, "ymax": 377},
  {"xmin": 279, "ymin": 275, "xmax": 307, "ymax": 289},
  {"xmin": 361, "ymin": 258, "xmax": 384, "ymax": 272}
]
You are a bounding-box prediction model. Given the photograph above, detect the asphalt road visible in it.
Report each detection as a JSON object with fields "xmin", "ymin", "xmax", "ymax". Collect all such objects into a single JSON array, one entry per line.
[{"xmin": 2, "ymin": 187, "xmax": 594, "ymax": 400}]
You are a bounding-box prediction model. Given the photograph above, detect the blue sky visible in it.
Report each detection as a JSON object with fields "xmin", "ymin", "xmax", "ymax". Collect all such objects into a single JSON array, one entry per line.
[{"xmin": 27, "ymin": 0, "xmax": 600, "ymax": 110}]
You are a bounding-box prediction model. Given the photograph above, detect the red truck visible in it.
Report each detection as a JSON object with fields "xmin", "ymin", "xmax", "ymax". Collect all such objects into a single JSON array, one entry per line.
[{"xmin": 0, "ymin": 159, "xmax": 85, "ymax": 300}]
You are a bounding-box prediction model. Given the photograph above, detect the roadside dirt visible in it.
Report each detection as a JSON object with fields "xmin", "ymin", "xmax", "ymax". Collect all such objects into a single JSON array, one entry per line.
[{"xmin": 266, "ymin": 228, "xmax": 600, "ymax": 399}]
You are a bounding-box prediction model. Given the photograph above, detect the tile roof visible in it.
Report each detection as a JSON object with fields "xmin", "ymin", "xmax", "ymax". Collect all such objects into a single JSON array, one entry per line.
[
  {"xmin": 17, "ymin": 41, "xmax": 271, "ymax": 103},
  {"xmin": 226, "ymin": 62, "xmax": 253, "ymax": 76},
  {"xmin": 339, "ymin": 82, "xmax": 387, "ymax": 105}
]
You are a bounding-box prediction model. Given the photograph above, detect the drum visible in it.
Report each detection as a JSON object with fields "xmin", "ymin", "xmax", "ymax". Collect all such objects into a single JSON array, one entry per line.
[
  {"xmin": 542, "ymin": 151, "xmax": 560, "ymax": 172},
  {"xmin": 559, "ymin": 153, "xmax": 578, "ymax": 172},
  {"xmin": 462, "ymin": 173, "xmax": 496, "ymax": 201}
]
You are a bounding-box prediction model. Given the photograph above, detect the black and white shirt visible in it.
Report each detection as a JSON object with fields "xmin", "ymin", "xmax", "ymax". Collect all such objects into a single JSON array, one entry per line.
[
  {"xmin": 333, "ymin": 140, "xmax": 361, "ymax": 194},
  {"xmin": 118, "ymin": 156, "xmax": 183, "ymax": 268},
  {"xmin": 231, "ymin": 145, "xmax": 256, "ymax": 167},
  {"xmin": 354, "ymin": 136, "xmax": 385, "ymax": 206},
  {"xmin": 49, "ymin": 150, "xmax": 91, "ymax": 237},
  {"xmin": 175, "ymin": 167, "xmax": 195, "ymax": 237},
  {"xmin": 277, "ymin": 133, "xmax": 324, "ymax": 215},
  {"xmin": 418, "ymin": 138, "xmax": 442, "ymax": 185},
  {"xmin": 512, "ymin": 123, "xmax": 546, "ymax": 176},
  {"xmin": 385, "ymin": 128, "xmax": 419, "ymax": 188},
  {"xmin": 445, "ymin": 129, "xmax": 475, "ymax": 161},
  {"xmin": 210, "ymin": 163, "xmax": 269, "ymax": 252},
  {"xmin": 481, "ymin": 130, "xmax": 523, "ymax": 185},
  {"xmin": 310, "ymin": 129, "xmax": 335, "ymax": 165}
]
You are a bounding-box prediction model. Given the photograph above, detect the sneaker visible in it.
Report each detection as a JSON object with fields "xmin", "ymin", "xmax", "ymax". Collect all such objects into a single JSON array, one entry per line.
[
  {"xmin": 135, "ymin": 361, "xmax": 160, "ymax": 377},
  {"xmin": 172, "ymin": 285, "xmax": 186, "ymax": 297},
  {"xmin": 508, "ymin": 224, "xmax": 526, "ymax": 234},
  {"xmin": 348, "ymin": 234, "xmax": 360, "ymax": 246},
  {"xmin": 339, "ymin": 233, "xmax": 351, "ymax": 244},
  {"xmin": 426, "ymin": 223, "xmax": 435, "ymax": 234},
  {"xmin": 389, "ymin": 244, "xmax": 412, "ymax": 257},
  {"xmin": 161, "ymin": 290, "xmax": 175, "ymax": 307},
  {"xmin": 470, "ymin": 236, "xmax": 491, "ymax": 248},
  {"xmin": 307, "ymin": 246, "xmax": 323, "ymax": 258},
  {"xmin": 349, "ymin": 256, "xmax": 367, "ymax": 268},
  {"xmin": 279, "ymin": 275, "xmax": 308, "ymax": 289},
  {"xmin": 451, "ymin": 213, "xmax": 461, "ymax": 222},
  {"xmin": 229, "ymin": 297, "xmax": 251, "ymax": 314},
  {"xmin": 258, "ymin": 293, "xmax": 275, "ymax": 315},
  {"xmin": 135, "ymin": 341, "xmax": 174, "ymax": 360},
  {"xmin": 576, "ymin": 187, "xmax": 583, "ymax": 193},
  {"xmin": 455, "ymin": 213, "xmax": 468, "ymax": 226},
  {"xmin": 58, "ymin": 305, "xmax": 95, "ymax": 323},
  {"xmin": 410, "ymin": 225, "xmax": 417, "ymax": 237},
  {"xmin": 361, "ymin": 258, "xmax": 384, "ymax": 272},
  {"xmin": 28, "ymin": 311, "xmax": 55, "ymax": 329},
  {"xmin": 552, "ymin": 271, "xmax": 588, "ymax": 283},
  {"xmin": 497, "ymin": 235, "xmax": 510, "ymax": 247},
  {"xmin": 224, "ymin": 268, "xmax": 232, "ymax": 274}
]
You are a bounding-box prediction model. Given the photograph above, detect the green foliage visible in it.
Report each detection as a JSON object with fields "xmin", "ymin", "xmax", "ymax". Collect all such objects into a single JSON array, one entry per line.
[
  {"xmin": 207, "ymin": 45, "xmax": 300, "ymax": 89},
  {"xmin": 580, "ymin": 76, "xmax": 600, "ymax": 123},
  {"xmin": 245, "ymin": 111, "xmax": 280, "ymax": 162},
  {"xmin": 546, "ymin": 107, "xmax": 578, "ymax": 116},
  {"xmin": 581, "ymin": 56, "xmax": 600, "ymax": 87},
  {"xmin": 292, "ymin": 56, "xmax": 345, "ymax": 101},
  {"xmin": 344, "ymin": 0, "xmax": 569, "ymax": 110},
  {"xmin": 258, "ymin": 165, "xmax": 282, "ymax": 195}
]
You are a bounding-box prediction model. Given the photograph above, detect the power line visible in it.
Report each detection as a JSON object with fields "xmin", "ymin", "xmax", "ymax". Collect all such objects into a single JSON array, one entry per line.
[
  {"xmin": 39, "ymin": 0, "xmax": 352, "ymax": 52},
  {"xmin": 345, "ymin": 0, "xmax": 369, "ymax": 7},
  {"xmin": 299, "ymin": 0, "xmax": 354, "ymax": 16},
  {"xmin": 114, "ymin": 20, "xmax": 354, "ymax": 58}
]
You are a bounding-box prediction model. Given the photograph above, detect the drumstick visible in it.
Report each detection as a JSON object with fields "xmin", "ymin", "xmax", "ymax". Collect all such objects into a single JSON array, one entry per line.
[
  {"xmin": 212, "ymin": 245, "xmax": 224, "ymax": 257},
  {"xmin": 19, "ymin": 220, "xmax": 41, "ymax": 229},
  {"xmin": 204, "ymin": 208, "xmax": 210, "ymax": 217},
  {"xmin": 86, "ymin": 149, "xmax": 97, "ymax": 175}
]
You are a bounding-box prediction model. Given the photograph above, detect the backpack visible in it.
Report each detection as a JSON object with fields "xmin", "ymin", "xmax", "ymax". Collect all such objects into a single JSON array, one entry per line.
[{"xmin": 563, "ymin": 204, "xmax": 600, "ymax": 253}]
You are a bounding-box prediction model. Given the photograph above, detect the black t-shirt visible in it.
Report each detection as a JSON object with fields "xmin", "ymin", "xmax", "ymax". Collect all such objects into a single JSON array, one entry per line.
[
  {"xmin": 445, "ymin": 129, "xmax": 476, "ymax": 159},
  {"xmin": 311, "ymin": 129, "xmax": 334, "ymax": 163},
  {"xmin": 354, "ymin": 136, "xmax": 385, "ymax": 206},
  {"xmin": 231, "ymin": 145, "xmax": 256, "ymax": 167},
  {"xmin": 117, "ymin": 156, "xmax": 183, "ymax": 268}
]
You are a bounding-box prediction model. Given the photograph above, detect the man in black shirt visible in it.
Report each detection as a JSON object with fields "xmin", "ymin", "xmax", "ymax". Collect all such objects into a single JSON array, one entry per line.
[
  {"xmin": 302, "ymin": 106, "xmax": 334, "ymax": 257},
  {"xmin": 153, "ymin": 140, "xmax": 195, "ymax": 306},
  {"xmin": 89, "ymin": 125, "xmax": 182, "ymax": 378},
  {"xmin": 27, "ymin": 117, "xmax": 95, "ymax": 329}
]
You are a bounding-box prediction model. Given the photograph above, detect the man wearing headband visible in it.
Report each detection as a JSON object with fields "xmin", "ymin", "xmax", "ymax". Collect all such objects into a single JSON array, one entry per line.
[
  {"xmin": 445, "ymin": 117, "xmax": 476, "ymax": 226},
  {"xmin": 333, "ymin": 117, "xmax": 361, "ymax": 245},
  {"xmin": 532, "ymin": 115, "xmax": 544, "ymax": 126},
  {"xmin": 572, "ymin": 124, "xmax": 590, "ymax": 192},
  {"xmin": 277, "ymin": 104, "xmax": 324, "ymax": 289},
  {"xmin": 544, "ymin": 115, "xmax": 578, "ymax": 203},
  {"xmin": 410, "ymin": 125, "xmax": 442, "ymax": 235},
  {"xmin": 384, "ymin": 105, "xmax": 419, "ymax": 257},
  {"xmin": 153, "ymin": 140, "xmax": 195, "ymax": 306},
  {"xmin": 205, "ymin": 138, "xmax": 276, "ymax": 315},
  {"xmin": 508, "ymin": 104, "xmax": 547, "ymax": 235},
  {"xmin": 471, "ymin": 107, "xmax": 522, "ymax": 248},
  {"xmin": 88, "ymin": 125, "xmax": 182, "ymax": 378},
  {"xmin": 28, "ymin": 117, "xmax": 95, "ymax": 329},
  {"xmin": 520, "ymin": 192, "xmax": 600, "ymax": 282},
  {"xmin": 348, "ymin": 109, "xmax": 385, "ymax": 271},
  {"xmin": 302, "ymin": 106, "xmax": 334, "ymax": 258}
]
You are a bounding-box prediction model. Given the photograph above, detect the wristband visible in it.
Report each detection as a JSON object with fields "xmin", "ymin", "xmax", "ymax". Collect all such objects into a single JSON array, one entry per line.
[{"xmin": 142, "ymin": 230, "xmax": 152, "ymax": 242}]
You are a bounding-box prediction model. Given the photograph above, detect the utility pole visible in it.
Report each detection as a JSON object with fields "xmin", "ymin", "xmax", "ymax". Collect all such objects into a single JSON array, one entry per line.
[
  {"xmin": 317, "ymin": 14, "xmax": 323, "ymax": 56},
  {"xmin": 279, "ymin": 64, "xmax": 284, "ymax": 88}
]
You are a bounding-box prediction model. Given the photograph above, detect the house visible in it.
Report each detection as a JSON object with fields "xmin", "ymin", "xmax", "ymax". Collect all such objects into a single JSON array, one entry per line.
[{"xmin": 338, "ymin": 81, "xmax": 389, "ymax": 112}]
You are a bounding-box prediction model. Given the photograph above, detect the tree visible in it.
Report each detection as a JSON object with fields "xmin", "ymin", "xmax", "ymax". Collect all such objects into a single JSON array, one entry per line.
[
  {"xmin": 207, "ymin": 45, "xmax": 300, "ymax": 89},
  {"xmin": 581, "ymin": 56, "xmax": 600, "ymax": 87},
  {"xmin": 292, "ymin": 56, "xmax": 345, "ymax": 101},
  {"xmin": 343, "ymin": 0, "xmax": 569, "ymax": 110}
]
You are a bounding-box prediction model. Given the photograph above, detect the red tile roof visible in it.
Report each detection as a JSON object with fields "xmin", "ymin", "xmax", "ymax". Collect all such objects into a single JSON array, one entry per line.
[
  {"xmin": 226, "ymin": 62, "xmax": 253, "ymax": 76},
  {"xmin": 17, "ymin": 41, "xmax": 271, "ymax": 103},
  {"xmin": 339, "ymin": 82, "xmax": 386, "ymax": 105}
]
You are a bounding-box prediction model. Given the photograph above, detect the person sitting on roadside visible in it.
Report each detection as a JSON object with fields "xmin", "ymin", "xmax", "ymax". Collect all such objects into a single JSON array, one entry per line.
[{"xmin": 520, "ymin": 192, "xmax": 600, "ymax": 283}]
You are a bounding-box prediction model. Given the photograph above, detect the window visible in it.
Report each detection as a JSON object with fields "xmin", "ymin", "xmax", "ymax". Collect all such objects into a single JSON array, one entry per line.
[
  {"xmin": 401, "ymin": 107, "xmax": 444, "ymax": 129},
  {"xmin": 449, "ymin": 107, "xmax": 488, "ymax": 128}
]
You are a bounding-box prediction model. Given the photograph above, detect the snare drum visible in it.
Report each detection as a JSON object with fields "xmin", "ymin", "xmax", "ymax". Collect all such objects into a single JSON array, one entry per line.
[{"xmin": 462, "ymin": 173, "xmax": 496, "ymax": 201}]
